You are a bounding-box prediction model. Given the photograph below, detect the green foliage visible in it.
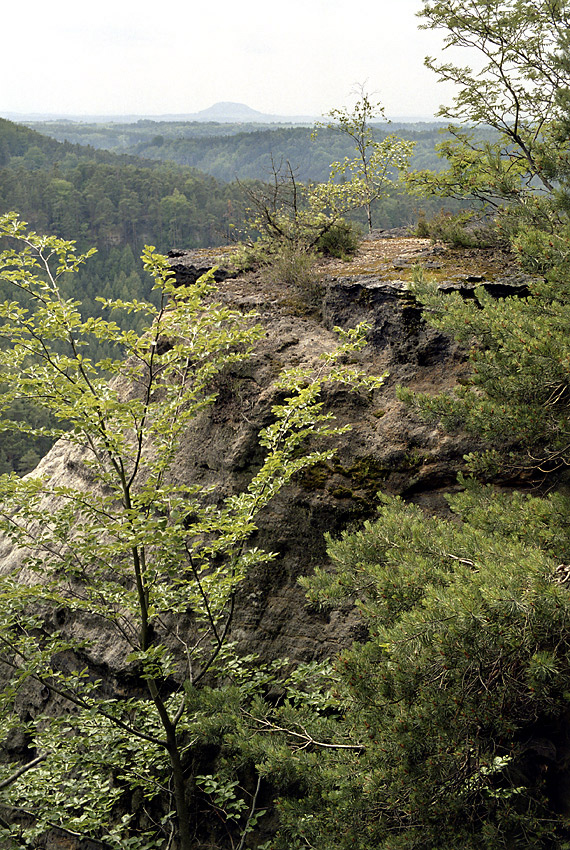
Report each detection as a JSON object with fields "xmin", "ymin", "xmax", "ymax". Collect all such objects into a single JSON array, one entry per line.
[
  {"xmin": 0, "ymin": 214, "xmax": 385, "ymax": 849},
  {"xmin": 0, "ymin": 117, "xmax": 259, "ymax": 472},
  {"xmin": 418, "ymin": 0, "xmax": 569, "ymax": 135},
  {"xmin": 272, "ymin": 491, "xmax": 570, "ymax": 849},
  {"xmin": 399, "ymin": 1, "xmax": 570, "ymax": 481},
  {"xmin": 238, "ymin": 158, "xmax": 370, "ymax": 255},
  {"xmin": 400, "ymin": 250, "xmax": 570, "ymax": 479},
  {"xmin": 415, "ymin": 208, "xmax": 503, "ymax": 248},
  {"xmin": 314, "ymin": 219, "xmax": 360, "ymax": 258},
  {"xmin": 315, "ymin": 89, "xmax": 415, "ymax": 232},
  {"xmin": 5, "ymin": 9, "xmax": 570, "ymax": 847},
  {"xmin": 0, "ymin": 118, "xmax": 250, "ymax": 251},
  {"xmin": 408, "ymin": 0, "xmax": 570, "ymax": 241}
]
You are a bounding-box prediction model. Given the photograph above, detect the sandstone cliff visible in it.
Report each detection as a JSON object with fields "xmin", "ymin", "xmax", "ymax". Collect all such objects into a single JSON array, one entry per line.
[
  {"xmin": 0, "ymin": 234, "xmax": 532, "ymax": 676},
  {"xmin": 0, "ymin": 233, "xmax": 538, "ymax": 850}
]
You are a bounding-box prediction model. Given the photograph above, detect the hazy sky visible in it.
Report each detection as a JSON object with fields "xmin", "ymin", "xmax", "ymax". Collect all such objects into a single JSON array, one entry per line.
[{"xmin": 2, "ymin": 0, "xmax": 460, "ymax": 119}]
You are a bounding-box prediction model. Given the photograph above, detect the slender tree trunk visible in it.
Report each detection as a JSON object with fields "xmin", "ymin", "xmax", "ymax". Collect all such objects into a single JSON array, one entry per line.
[
  {"xmin": 146, "ymin": 675, "xmax": 193, "ymax": 849},
  {"xmin": 166, "ymin": 736, "xmax": 193, "ymax": 850}
]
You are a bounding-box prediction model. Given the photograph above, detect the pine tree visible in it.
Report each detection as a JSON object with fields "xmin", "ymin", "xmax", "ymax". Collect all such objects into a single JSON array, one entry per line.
[{"xmin": 264, "ymin": 4, "xmax": 570, "ymax": 848}]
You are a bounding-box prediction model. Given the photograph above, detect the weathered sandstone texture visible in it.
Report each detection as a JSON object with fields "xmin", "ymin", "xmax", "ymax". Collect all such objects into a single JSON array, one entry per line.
[{"xmin": 0, "ymin": 236, "xmax": 530, "ymax": 673}]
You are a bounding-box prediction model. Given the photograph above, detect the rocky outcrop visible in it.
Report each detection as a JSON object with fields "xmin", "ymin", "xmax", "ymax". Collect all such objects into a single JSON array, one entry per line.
[
  {"xmin": 167, "ymin": 248, "xmax": 237, "ymax": 286},
  {"xmin": 0, "ymin": 238, "xmax": 520, "ymax": 672},
  {"xmin": 157, "ymin": 240, "xmax": 483, "ymax": 663},
  {"xmin": 0, "ymin": 236, "xmax": 524, "ymax": 850}
]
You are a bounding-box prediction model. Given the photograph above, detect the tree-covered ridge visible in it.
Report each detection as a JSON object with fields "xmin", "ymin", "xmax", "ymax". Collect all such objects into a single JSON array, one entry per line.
[
  {"xmin": 1, "ymin": 158, "xmax": 246, "ymax": 248},
  {"xmin": 0, "ymin": 118, "xmax": 251, "ymax": 250},
  {"xmin": 0, "ymin": 117, "xmax": 150, "ymax": 169},
  {"xmin": 23, "ymin": 118, "xmax": 448, "ymax": 182},
  {"xmin": 0, "ymin": 119, "xmax": 257, "ymax": 473},
  {"xmin": 23, "ymin": 118, "xmax": 312, "ymax": 148}
]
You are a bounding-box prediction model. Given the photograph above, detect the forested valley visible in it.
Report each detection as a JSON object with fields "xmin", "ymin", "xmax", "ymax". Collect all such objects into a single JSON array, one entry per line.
[
  {"xmin": 0, "ymin": 111, "xmax": 460, "ymax": 474},
  {"xmin": 22, "ymin": 118, "xmax": 447, "ymax": 181}
]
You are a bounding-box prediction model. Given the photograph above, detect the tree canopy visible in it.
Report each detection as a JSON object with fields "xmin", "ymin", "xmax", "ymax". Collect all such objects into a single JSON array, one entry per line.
[{"xmin": 409, "ymin": 0, "xmax": 570, "ymax": 222}]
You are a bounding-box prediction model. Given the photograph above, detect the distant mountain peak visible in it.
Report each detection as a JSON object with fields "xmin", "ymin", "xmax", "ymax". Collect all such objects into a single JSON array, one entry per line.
[
  {"xmin": 196, "ymin": 102, "xmax": 266, "ymax": 119},
  {"xmin": 188, "ymin": 102, "xmax": 316, "ymax": 124}
]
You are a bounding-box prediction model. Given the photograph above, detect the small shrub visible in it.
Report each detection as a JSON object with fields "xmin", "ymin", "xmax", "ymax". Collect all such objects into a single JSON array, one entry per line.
[
  {"xmin": 265, "ymin": 242, "xmax": 323, "ymax": 315},
  {"xmin": 229, "ymin": 238, "xmax": 322, "ymax": 310},
  {"xmin": 415, "ymin": 213, "xmax": 431, "ymax": 238},
  {"xmin": 229, "ymin": 240, "xmax": 272, "ymax": 272},
  {"xmin": 416, "ymin": 209, "xmax": 503, "ymax": 248},
  {"xmin": 267, "ymin": 242, "xmax": 316, "ymax": 288},
  {"xmin": 315, "ymin": 220, "xmax": 361, "ymax": 259}
]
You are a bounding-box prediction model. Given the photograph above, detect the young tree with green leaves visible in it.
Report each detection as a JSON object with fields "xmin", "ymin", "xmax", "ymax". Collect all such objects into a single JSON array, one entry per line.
[
  {"xmin": 0, "ymin": 213, "xmax": 384, "ymax": 849},
  {"xmin": 236, "ymin": 96, "xmax": 413, "ymax": 269},
  {"xmin": 316, "ymin": 87, "xmax": 415, "ymax": 233},
  {"xmin": 238, "ymin": 157, "xmax": 366, "ymax": 257}
]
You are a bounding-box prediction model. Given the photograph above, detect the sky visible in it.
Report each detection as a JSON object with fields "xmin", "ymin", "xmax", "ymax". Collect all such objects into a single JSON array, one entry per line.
[{"xmin": 1, "ymin": 0, "xmax": 460, "ymax": 120}]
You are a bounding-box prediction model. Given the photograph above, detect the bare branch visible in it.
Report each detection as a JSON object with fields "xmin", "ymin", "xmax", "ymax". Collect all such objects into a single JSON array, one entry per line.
[{"xmin": 0, "ymin": 755, "xmax": 48, "ymax": 791}]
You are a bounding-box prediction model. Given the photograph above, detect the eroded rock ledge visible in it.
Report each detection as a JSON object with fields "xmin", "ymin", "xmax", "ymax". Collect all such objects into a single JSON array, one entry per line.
[
  {"xmin": 0, "ymin": 237, "xmax": 529, "ymax": 672},
  {"xmin": 165, "ymin": 236, "xmax": 509, "ymax": 663}
]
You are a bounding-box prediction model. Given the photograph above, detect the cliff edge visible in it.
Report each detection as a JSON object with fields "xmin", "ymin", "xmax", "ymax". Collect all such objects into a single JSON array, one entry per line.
[{"xmin": 0, "ymin": 235, "xmax": 528, "ymax": 672}]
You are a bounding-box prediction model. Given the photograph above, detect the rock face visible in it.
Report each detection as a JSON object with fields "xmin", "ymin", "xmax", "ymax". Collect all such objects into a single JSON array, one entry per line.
[
  {"xmin": 0, "ymin": 237, "xmax": 516, "ymax": 671},
  {"xmin": 157, "ymin": 238, "xmax": 486, "ymax": 664},
  {"xmin": 0, "ymin": 235, "xmax": 527, "ymax": 848}
]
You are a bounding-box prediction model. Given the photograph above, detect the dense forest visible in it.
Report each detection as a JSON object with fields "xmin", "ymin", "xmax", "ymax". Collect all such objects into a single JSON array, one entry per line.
[
  {"xmin": 0, "ymin": 118, "xmax": 250, "ymax": 249},
  {"xmin": 0, "ymin": 119, "xmax": 254, "ymax": 471},
  {"xmin": 23, "ymin": 118, "xmax": 448, "ymax": 181}
]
